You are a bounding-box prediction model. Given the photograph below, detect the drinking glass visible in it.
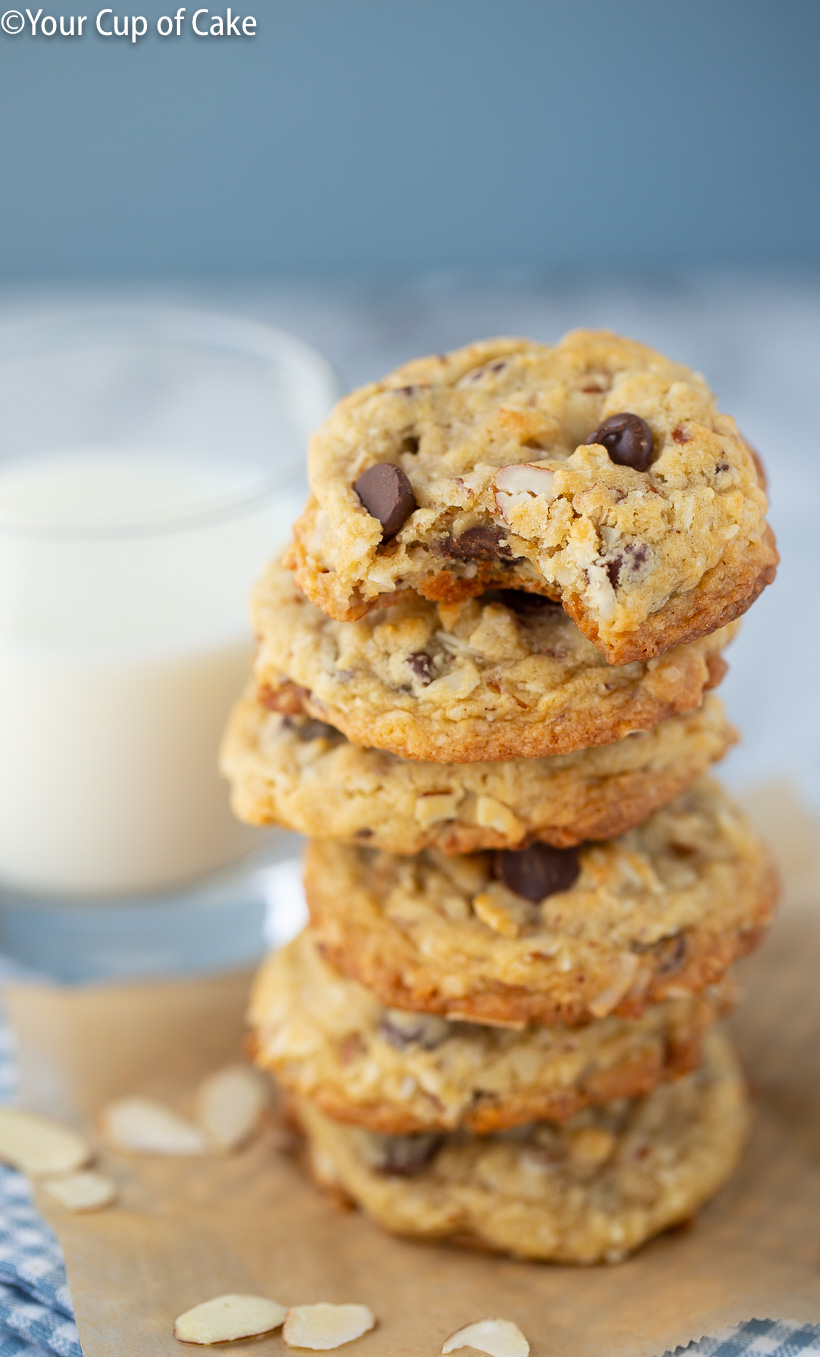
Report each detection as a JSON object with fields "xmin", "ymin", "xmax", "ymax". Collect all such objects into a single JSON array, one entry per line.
[{"xmin": 0, "ymin": 305, "xmax": 340, "ymax": 980}]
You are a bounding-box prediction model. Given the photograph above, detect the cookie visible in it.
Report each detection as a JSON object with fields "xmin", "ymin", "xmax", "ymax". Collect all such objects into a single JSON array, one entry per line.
[
  {"xmin": 304, "ymin": 779, "xmax": 777, "ymax": 1026},
  {"xmin": 250, "ymin": 930, "xmax": 732, "ymax": 1134},
  {"xmin": 223, "ymin": 690, "xmax": 736, "ymax": 854},
  {"xmin": 253, "ymin": 560, "xmax": 735, "ymax": 763},
  {"xmin": 294, "ymin": 1030, "xmax": 748, "ymax": 1263},
  {"xmin": 289, "ymin": 331, "xmax": 777, "ymax": 664}
]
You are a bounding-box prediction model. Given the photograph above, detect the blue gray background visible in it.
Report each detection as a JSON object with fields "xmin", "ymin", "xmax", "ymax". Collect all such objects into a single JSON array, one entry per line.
[
  {"xmin": 1, "ymin": 0, "xmax": 819, "ymax": 279},
  {"xmin": 0, "ymin": 0, "xmax": 818, "ymax": 813}
]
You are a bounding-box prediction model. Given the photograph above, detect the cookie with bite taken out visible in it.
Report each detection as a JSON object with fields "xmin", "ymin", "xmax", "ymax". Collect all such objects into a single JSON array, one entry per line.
[{"xmin": 288, "ymin": 330, "xmax": 776, "ymax": 664}]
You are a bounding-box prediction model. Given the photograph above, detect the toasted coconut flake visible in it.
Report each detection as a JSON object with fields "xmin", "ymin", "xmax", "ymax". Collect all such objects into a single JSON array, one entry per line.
[
  {"xmin": 0, "ymin": 1107, "xmax": 92, "ymax": 1178},
  {"xmin": 283, "ymin": 1302, "xmax": 375, "ymax": 1350},
  {"xmin": 442, "ymin": 1317, "xmax": 530, "ymax": 1357},
  {"xmin": 195, "ymin": 1064, "xmax": 267, "ymax": 1152},
  {"xmin": 587, "ymin": 953, "xmax": 641, "ymax": 1019},
  {"xmin": 100, "ymin": 1097, "xmax": 208, "ymax": 1156},
  {"xmin": 173, "ymin": 1293, "xmax": 286, "ymax": 1345}
]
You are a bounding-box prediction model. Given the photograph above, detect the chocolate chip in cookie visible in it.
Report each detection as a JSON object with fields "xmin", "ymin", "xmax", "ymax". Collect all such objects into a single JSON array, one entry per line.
[
  {"xmin": 493, "ymin": 589, "xmax": 562, "ymax": 616},
  {"xmin": 283, "ymin": 715, "xmax": 340, "ymax": 743},
  {"xmin": 494, "ymin": 843, "xmax": 580, "ymax": 901},
  {"xmin": 442, "ymin": 525, "xmax": 513, "ymax": 562},
  {"xmin": 407, "ymin": 651, "xmax": 435, "ymax": 685},
  {"xmin": 586, "ymin": 413, "xmax": 654, "ymax": 471},
  {"xmin": 353, "ymin": 463, "xmax": 416, "ymax": 540},
  {"xmin": 655, "ymin": 933, "xmax": 688, "ymax": 975},
  {"xmin": 605, "ymin": 542, "xmax": 650, "ymax": 590},
  {"xmin": 372, "ymin": 1132, "xmax": 444, "ymax": 1177}
]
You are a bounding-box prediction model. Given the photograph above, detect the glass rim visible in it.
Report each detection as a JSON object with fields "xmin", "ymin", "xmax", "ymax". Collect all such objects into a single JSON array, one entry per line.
[{"xmin": 0, "ymin": 302, "xmax": 342, "ymax": 541}]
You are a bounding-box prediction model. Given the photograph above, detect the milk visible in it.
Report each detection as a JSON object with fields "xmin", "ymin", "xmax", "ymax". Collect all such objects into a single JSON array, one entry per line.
[{"xmin": 0, "ymin": 449, "xmax": 300, "ymax": 897}]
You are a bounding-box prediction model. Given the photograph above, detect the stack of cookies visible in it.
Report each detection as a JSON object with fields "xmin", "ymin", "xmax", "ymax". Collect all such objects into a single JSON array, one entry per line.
[{"xmin": 222, "ymin": 330, "xmax": 779, "ymax": 1263}]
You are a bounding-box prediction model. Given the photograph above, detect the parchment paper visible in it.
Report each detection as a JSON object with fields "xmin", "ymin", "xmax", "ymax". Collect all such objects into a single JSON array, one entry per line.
[{"xmin": 4, "ymin": 785, "xmax": 820, "ymax": 1357}]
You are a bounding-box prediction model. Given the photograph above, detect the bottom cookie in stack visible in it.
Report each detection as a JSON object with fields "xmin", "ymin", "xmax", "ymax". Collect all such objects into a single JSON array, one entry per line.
[{"xmin": 291, "ymin": 1031, "xmax": 747, "ymax": 1265}]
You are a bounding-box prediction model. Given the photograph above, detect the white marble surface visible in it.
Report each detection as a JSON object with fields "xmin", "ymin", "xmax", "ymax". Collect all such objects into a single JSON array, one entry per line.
[{"xmin": 3, "ymin": 273, "xmax": 818, "ymax": 812}]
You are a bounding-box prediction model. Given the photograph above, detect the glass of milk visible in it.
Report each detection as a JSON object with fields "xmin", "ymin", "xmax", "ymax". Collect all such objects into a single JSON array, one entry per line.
[{"xmin": 0, "ymin": 305, "xmax": 340, "ymax": 979}]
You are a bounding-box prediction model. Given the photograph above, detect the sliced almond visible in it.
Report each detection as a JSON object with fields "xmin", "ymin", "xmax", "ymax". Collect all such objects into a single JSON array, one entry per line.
[
  {"xmin": 100, "ymin": 1097, "xmax": 208, "ymax": 1156},
  {"xmin": 442, "ymin": 1317, "xmax": 530, "ymax": 1357},
  {"xmin": 474, "ymin": 796, "xmax": 523, "ymax": 839},
  {"xmin": 568, "ymin": 1125, "xmax": 616, "ymax": 1168},
  {"xmin": 173, "ymin": 1293, "xmax": 286, "ymax": 1345},
  {"xmin": 195, "ymin": 1064, "xmax": 267, "ymax": 1152},
  {"xmin": 414, "ymin": 790, "xmax": 462, "ymax": 828},
  {"xmin": 283, "ymin": 1302, "xmax": 375, "ymax": 1350},
  {"xmin": 493, "ymin": 463, "xmax": 555, "ymax": 524},
  {"xmin": 41, "ymin": 1170, "xmax": 117, "ymax": 1212},
  {"xmin": 0, "ymin": 1107, "xmax": 92, "ymax": 1178}
]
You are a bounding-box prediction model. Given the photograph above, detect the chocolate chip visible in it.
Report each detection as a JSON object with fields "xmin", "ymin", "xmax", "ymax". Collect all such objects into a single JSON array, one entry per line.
[
  {"xmin": 586, "ymin": 413, "xmax": 654, "ymax": 471},
  {"xmin": 442, "ymin": 525, "xmax": 513, "ymax": 562},
  {"xmin": 283, "ymin": 716, "xmax": 339, "ymax": 743},
  {"xmin": 374, "ymin": 1133, "xmax": 444, "ymax": 1177},
  {"xmin": 407, "ymin": 651, "xmax": 434, "ymax": 685},
  {"xmin": 606, "ymin": 558, "xmax": 622, "ymax": 589},
  {"xmin": 466, "ymin": 360, "xmax": 507, "ymax": 382},
  {"xmin": 604, "ymin": 542, "xmax": 650, "ymax": 590},
  {"xmin": 493, "ymin": 589, "xmax": 562, "ymax": 616},
  {"xmin": 379, "ymin": 1010, "xmax": 450, "ymax": 1051},
  {"xmin": 354, "ymin": 463, "xmax": 416, "ymax": 540},
  {"xmin": 494, "ymin": 842, "xmax": 581, "ymax": 901},
  {"xmin": 656, "ymin": 934, "xmax": 687, "ymax": 975}
]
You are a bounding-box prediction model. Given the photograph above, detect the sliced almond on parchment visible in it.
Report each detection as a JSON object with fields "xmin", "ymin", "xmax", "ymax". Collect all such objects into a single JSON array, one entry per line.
[
  {"xmin": 100, "ymin": 1097, "xmax": 208, "ymax": 1155},
  {"xmin": 0, "ymin": 1107, "xmax": 92, "ymax": 1178},
  {"xmin": 41, "ymin": 1170, "xmax": 117, "ymax": 1212},
  {"xmin": 195, "ymin": 1064, "xmax": 267, "ymax": 1152},
  {"xmin": 283, "ymin": 1302, "xmax": 375, "ymax": 1350},
  {"xmin": 442, "ymin": 1317, "xmax": 530, "ymax": 1357},
  {"xmin": 173, "ymin": 1293, "xmax": 286, "ymax": 1345}
]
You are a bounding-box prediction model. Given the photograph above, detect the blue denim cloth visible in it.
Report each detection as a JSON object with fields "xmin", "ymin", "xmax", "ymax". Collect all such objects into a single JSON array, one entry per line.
[{"xmin": 0, "ymin": 996, "xmax": 818, "ymax": 1357}]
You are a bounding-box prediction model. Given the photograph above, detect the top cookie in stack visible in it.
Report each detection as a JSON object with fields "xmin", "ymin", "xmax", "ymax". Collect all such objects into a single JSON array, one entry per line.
[
  {"xmin": 287, "ymin": 330, "xmax": 777, "ymax": 662},
  {"xmin": 222, "ymin": 329, "xmax": 778, "ymax": 1265}
]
